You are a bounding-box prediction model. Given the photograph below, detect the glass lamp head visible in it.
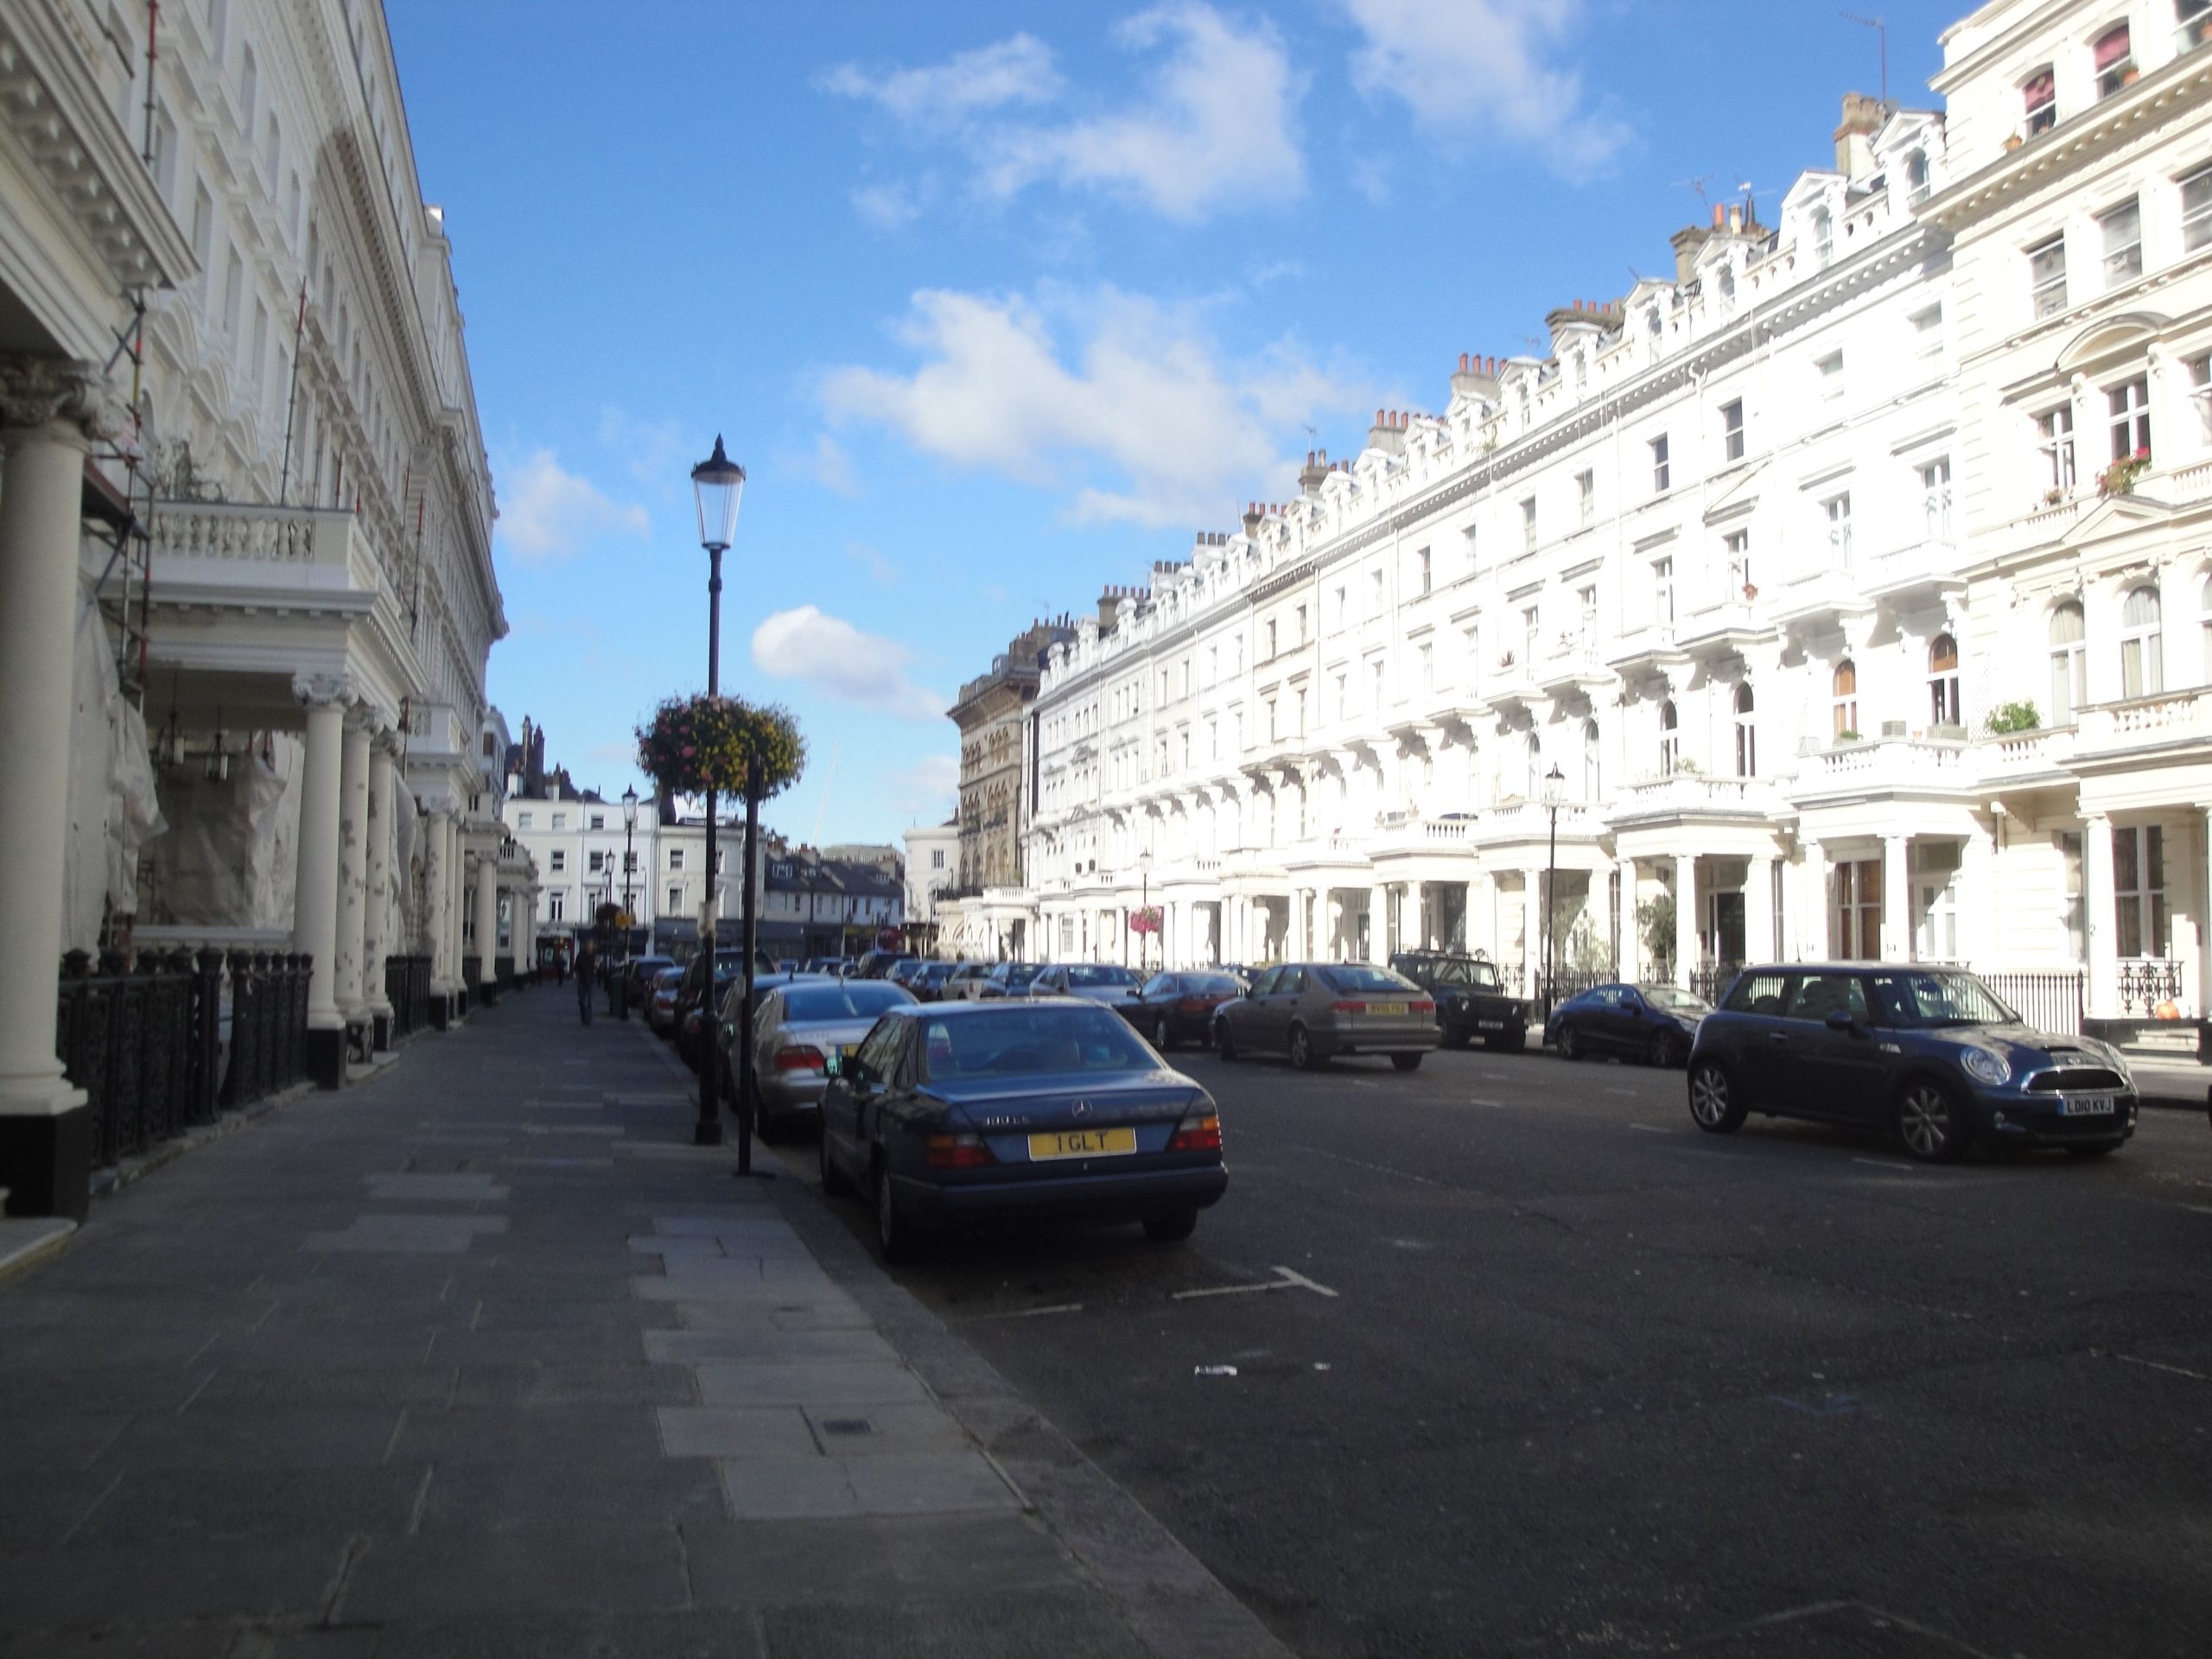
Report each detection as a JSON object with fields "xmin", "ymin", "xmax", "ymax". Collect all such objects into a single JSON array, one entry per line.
[{"xmin": 690, "ymin": 435, "xmax": 747, "ymax": 554}]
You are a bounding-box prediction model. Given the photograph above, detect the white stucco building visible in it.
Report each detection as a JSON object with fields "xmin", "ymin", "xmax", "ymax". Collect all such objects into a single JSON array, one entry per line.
[{"xmin": 1018, "ymin": 29, "xmax": 2212, "ymax": 1045}]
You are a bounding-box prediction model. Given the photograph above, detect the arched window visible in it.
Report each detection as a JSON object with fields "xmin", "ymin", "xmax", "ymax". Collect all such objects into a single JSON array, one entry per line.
[
  {"xmin": 1832, "ymin": 660, "xmax": 1859, "ymax": 740},
  {"xmin": 1581, "ymin": 720, "xmax": 1601, "ymax": 802},
  {"xmin": 1659, "ymin": 700, "xmax": 1680, "ymax": 775},
  {"xmin": 1811, "ymin": 207, "xmax": 1834, "ymax": 268},
  {"xmin": 1524, "ymin": 733, "xmax": 1542, "ymax": 798},
  {"xmin": 2120, "ymin": 585, "xmax": 2163, "ymax": 698},
  {"xmin": 1717, "ymin": 264, "xmax": 1736, "ymax": 305},
  {"xmin": 1928, "ymin": 633, "xmax": 1961, "ymax": 728},
  {"xmin": 1905, "ymin": 149, "xmax": 1931, "ymax": 206},
  {"xmin": 2049, "ymin": 601, "xmax": 2087, "ymax": 723},
  {"xmin": 2094, "ymin": 22, "xmax": 2133, "ymax": 99},
  {"xmin": 1733, "ymin": 683, "xmax": 1757, "ymax": 778},
  {"xmin": 2021, "ymin": 65, "xmax": 2056, "ymax": 135}
]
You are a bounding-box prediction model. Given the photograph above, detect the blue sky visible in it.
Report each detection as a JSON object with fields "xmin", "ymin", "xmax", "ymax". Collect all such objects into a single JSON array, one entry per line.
[{"xmin": 387, "ymin": 0, "xmax": 1961, "ymax": 849}]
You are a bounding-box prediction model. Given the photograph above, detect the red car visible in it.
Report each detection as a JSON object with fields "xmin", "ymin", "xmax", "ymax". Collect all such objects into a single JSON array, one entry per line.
[{"xmin": 1126, "ymin": 971, "xmax": 1246, "ymax": 1052}]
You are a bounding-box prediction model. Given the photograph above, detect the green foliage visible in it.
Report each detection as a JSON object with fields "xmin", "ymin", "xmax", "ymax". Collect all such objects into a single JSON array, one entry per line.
[
  {"xmin": 1636, "ymin": 894, "xmax": 1676, "ymax": 970},
  {"xmin": 1986, "ymin": 700, "xmax": 2040, "ymax": 735},
  {"xmin": 635, "ymin": 695, "xmax": 807, "ymax": 800}
]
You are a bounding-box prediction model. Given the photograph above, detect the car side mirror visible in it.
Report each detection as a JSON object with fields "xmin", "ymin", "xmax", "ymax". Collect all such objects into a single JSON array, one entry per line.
[
  {"xmin": 1824, "ymin": 1008, "xmax": 1859, "ymax": 1036},
  {"xmin": 823, "ymin": 1050, "xmax": 842, "ymax": 1077}
]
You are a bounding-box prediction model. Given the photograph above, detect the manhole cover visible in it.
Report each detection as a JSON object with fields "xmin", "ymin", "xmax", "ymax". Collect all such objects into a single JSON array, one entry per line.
[{"xmin": 818, "ymin": 1418, "xmax": 874, "ymax": 1437}]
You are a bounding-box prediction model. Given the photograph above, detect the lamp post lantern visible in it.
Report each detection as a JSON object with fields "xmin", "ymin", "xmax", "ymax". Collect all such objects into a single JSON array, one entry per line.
[
  {"xmin": 1540, "ymin": 763, "xmax": 1566, "ymax": 1019},
  {"xmin": 620, "ymin": 785, "xmax": 639, "ymax": 925},
  {"xmin": 1137, "ymin": 849, "xmax": 1154, "ymax": 974},
  {"xmin": 690, "ymin": 436, "xmax": 745, "ymax": 1151}
]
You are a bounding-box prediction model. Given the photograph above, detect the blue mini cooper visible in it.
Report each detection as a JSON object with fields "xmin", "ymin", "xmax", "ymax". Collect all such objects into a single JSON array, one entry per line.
[{"xmin": 1685, "ymin": 964, "xmax": 2137, "ymax": 1163}]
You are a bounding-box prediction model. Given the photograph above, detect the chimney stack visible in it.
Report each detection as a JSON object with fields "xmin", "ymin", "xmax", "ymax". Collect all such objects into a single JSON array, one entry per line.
[
  {"xmin": 1834, "ymin": 91, "xmax": 1885, "ymax": 179},
  {"xmin": 1669, "ymin": 223, "xmax": 1713, "ymax": 285},
  {"xmin": 1300, "ymin": 448, "xmax": 1331, "ymax": 498}
]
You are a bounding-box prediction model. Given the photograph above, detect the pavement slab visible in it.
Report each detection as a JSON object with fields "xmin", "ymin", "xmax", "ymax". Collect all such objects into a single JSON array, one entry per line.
[{"xmin": 0, "ymin": 986, "xmax": 1280, "ymax": 1659}]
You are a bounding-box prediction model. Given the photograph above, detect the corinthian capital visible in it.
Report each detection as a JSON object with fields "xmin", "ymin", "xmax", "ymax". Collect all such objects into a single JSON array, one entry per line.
[
  {"xmin": 292, "ymin": 671, "xmax": 358, "ymax": 709},
  {"xmin": 0, "ymin": 357, "xmax": 128, "ymax": 439}
]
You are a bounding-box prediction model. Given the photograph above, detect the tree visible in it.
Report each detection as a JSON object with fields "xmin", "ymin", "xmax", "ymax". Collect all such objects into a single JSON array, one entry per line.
[{"xmin": 1636, "ymin": 893, "xmax": 1677, "ymax": 974}]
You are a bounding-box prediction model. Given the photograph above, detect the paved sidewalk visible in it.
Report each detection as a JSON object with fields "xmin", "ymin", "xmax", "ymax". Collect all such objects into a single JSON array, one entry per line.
[{"xmin": 0, "ymin": 987, "xmax": 1286, "ymax": 1658}]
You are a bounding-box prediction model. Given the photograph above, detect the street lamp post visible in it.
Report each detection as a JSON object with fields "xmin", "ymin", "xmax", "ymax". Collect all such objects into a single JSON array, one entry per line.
[
  {"xmin": 1541, "ymin": 763, "xmax": 1565, "ymax": 1020},
  {"xmin": 620, "ymin": 785, "xmax": 639, "ymax": 927},
  {"xmin": 1137, "ymin": 849, "xmax": 1154, "ymax": 974},
  {"xmin": 690, "ymin": 435, "xmax": 745, "ymax": 1151}
]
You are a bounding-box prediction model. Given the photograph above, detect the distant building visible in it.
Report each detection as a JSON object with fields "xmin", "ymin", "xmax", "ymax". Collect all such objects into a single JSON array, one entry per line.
[
  {"xmin": 944, "ymin": 620, "xmax": 1074, "ymax": 959},
  {"xmin": 903, "ymin": 822, "xmax": 960, "ymax": 955}
]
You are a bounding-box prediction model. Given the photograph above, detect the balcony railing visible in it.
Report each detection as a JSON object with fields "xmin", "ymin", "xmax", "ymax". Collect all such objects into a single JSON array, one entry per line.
[
  {"xmin": 2077, "ymin": 686, "xmax": 2212, "ymax": 752},
  {"xmin": 1797, "ymin": 734, "xmax": 1967, "ymax": 792}
]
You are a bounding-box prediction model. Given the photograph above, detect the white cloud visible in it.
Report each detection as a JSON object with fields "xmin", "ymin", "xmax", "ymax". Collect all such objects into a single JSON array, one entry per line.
[
  {"xmin": 821, "ymin": 284, "xmax": 1361, "ymax": 529},
  {"xmin": 888, "ymin": 753, "xmax": 961, "ymax": 819},
  {"xmin": 494, "ymin": 448, "xmax": 649, "ymax": 566},
  {"xmin": 595, "ymin": 410, "xmax": 693, "ymax": 490},
  {"xmin": 823, "ymin": 35, "xmax": 1062, "ymax": 123},
  {"xmin": 1342, "ymin": 0, "xmax": 1631, "ymax": 172},
  {"xmin": 823, "ymin": 7, "xmax": 1304, "ymax": 225},
  {"xmin": 808, "ymin": 434, "xmax": 858, "ymax": 497},
  {"xmin": 977, "ymin": 6, "xmax": 1305, "ymax": 222},
  {"xmin": 751, "ymin": 606, "xmax": 944, "ymax": 721}
]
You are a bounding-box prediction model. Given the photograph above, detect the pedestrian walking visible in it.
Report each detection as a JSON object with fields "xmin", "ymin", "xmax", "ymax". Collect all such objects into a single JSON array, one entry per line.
[{"xmin": 575, "ymin": 937, "xmax": 595, "ymax": 1025}]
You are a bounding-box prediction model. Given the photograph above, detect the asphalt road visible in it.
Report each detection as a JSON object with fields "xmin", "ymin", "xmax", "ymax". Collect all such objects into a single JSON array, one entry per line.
[{"xmin": 780, "ymin": 1041, "xmax": 2212, "ymax": 1659}]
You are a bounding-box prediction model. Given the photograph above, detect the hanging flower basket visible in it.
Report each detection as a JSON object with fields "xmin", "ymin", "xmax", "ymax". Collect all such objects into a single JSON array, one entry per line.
[
  {"xmin": 2099, "ymin": 448, "xmax": 2151, "ymax": 498},
  {"xmin": 634, "ymin": 694, "xmax": 807, "ymax": 800},
  {"xmin": 1128, "ymin": 906, "xmax": 1164, "ymax": 936}
]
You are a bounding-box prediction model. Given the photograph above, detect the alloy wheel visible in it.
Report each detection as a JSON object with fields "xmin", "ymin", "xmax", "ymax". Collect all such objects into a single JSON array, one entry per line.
[
  {"xmin": 1558, "ymin": 1026, "xmax": 1580, "ymax": 1062},
  {"xmin": 1154, "ymin": 1014, "xmax": 1173, "ymax": 1052},
  {"xmin": 1688, "ymin": 1063, "xmax": 1743, "ymax": 1133},
  {"xmin": 1897, "ymin": 1082, "xmax": 1961, "ymax": 1162}
]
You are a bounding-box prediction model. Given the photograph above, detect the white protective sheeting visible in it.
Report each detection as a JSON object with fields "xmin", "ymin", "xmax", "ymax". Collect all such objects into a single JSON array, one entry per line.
[
  {"xmin": 385, "ymin": 768, "xmax": 419, "ymax": 954},
  {"xmin": 63, "ymin": 596, "xmax": 167, "ymax": 952},
  {"xmin": 145, "ymin": 739, "xmax": 301, "ymax": 931}
]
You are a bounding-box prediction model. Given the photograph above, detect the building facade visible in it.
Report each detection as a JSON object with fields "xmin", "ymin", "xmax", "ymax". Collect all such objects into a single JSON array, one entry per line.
[
  {"xmin": 1012, "ymin": 29, "xmax": 2212, "ymax": 1040},
  {"xmin": 2, "ymin": 0, "xmax": 514, "ymax": 1215}
]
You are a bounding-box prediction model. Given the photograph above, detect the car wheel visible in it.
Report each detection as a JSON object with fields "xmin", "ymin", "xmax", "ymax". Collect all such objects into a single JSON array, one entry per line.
[
  {"xmin": 874, "ymin": 1159, "xmax": 921, "ymax": 1263},
  {"xmin": 1153, "ymin": 1014, "xmax": 1174, "ymax": 1052},
  {"xmin": 819, "ymin": 1113, "xmax": 851, "ymax": 1196},
  {"xmin": 1557, "ymin": 1025, "xmax": 1582, "ymax": 1062},
  {"xmin": 1389, "ymin": 1053, "xmax": 1423, "ymax": 1073},
  {"xmin": 2066, "ymin": 1141, "xmax": 2120, "ymax": 1160},
  {"xmin": 1646, "ymin": 1029, "xmax": 1679, "ymax": 1069},
  {"xmin": 1215, "ymin": 1020, "xmax": 1237, "ymax": 1061},
  {"xmin": 1688, "ymin": 1061, "xmax": 1746, "ymax": 1134},
  {"xmin": 1143, "ymin": 1208, "xmax": 1198, "ymax": 1243},
  {"xmin": 1288, "ymin": 1023, "xmax": 1326, "ymax": 1071},
  {"xmin": 1897, "ymin": 1078, "xmax": 1968, "ymax": 1164}
]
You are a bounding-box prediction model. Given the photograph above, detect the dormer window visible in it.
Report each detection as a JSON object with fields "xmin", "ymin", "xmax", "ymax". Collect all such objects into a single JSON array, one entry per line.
[
  {"xmin": 1904, "ymin": 149, "xmax": 1931, "ymax": 206},
  {"xmin": 2094, "ymin": 23, "xmax": 2134, "ymax": 99},
  {"xmin": 2022, "ymin": 67, "xmax": 2056, "ymax": 136},
  {"xmin": 1811, "ymin": 207, "xmax": 1834, "ymax": 268}
]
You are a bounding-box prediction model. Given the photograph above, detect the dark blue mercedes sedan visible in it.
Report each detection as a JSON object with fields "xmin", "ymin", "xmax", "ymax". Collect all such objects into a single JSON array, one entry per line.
[
  {"xmin": 1686, "ymin": 964, "xmax": 2137, "ymax": 1163},
  {"xmin": 817, "ymin": 999, "xmax": 1228, "ymax": 1261}
]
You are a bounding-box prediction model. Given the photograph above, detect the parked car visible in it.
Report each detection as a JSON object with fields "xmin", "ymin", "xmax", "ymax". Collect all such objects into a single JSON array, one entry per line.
[
  {"xmin": 978, "ymin": 961, "xmax": 1046, "ymax": 1000},
  {"xmin": 672, "ymin": 948, "xmax": 774, "ymax": 1067},
  {"xmin": 886, "ymin": 959, "xmax": 928, "ymax": 989},
  {"xmin": 645, "ymin": 966, "xmax": 685, "ymax": 1035},
  {"xmin": 1213, "ymin": 962, "xmax": 1440, "ymax": 1071},
  {"xmin": 1388, "ymin": 950, "xmax": 1529, "ymax": 1051},
  {"xmin": 1547, "ymin": 982, "xmax": 1710, "ymax": 1066},
  {"xmin": 1026, "ymin": 963, "xmax": 1144, "ymax": 1011},
  {"xmin": 803, "ymin": 956, "xmax": 853, "ymax": 977},
  {"xmin": 855, "ymin": 950, "xmax": 915, "ymax": 981},
  {"xmin": 1127, "ymin": 970, "xmax": 1244, "ymax": 1051},
  {"xmin": 720, "ymin": 978, "xmax": 918, "ymax": 1140},
  {"xmin": 817, "ymin": 999, "xmax": 1229, "ymax": 1261},
  {"xmin": 775, "ymin": 958, "xmax": 800, "ymax": 973},
  {"xmin": 1686, "ymin": 963, "xmax": 2139, "ymax": 1163},
  {"xmin": 621, "ymin": 955, "xmax": 675, "ymax": 1008},
  {"xmin": 942, "ymin": 962, "xmax": 994, "ymax": 1001},
  {"xmin": 906, "ymin": 961, "xmax": 960, "ymax": 1001}
]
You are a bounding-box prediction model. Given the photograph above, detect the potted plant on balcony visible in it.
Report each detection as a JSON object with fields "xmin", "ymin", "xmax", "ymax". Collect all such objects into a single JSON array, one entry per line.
[
  {"xmin": 1741, "ymin": 582, "xmax": 1758, "ymax": 601},
  {"xmin": 1834, "ymin": 728, "xmax": 1861, "ymax": 745},
  {"xmin": 2042, "ymin": 486, "xmax": 2066, "ymax": 506},
  {"xmin": 1986, "ymin": 701, "xmax": 2040, "ymax": 735},
  {"xmin": 2100, "ymin": 447, "xmax": 2151, "ymax": 497}
]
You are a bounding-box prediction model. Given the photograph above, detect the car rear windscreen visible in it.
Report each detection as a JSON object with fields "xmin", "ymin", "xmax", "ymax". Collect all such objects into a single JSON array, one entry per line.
[
  {"xmin": 785, "ymin": 985, "xmax": 912, "ymax": 1021},
  {"xmin": 918, "ymin": 1007, "xmax": 1154, "ymax": 1078},
  {"xmin": 1319, "ymin": 964, "xmax": 1419, "ymax": 995}
]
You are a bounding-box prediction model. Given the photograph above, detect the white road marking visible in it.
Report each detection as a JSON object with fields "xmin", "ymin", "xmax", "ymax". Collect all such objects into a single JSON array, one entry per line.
[
  {"xmin": 954, "ymin": 1301, "xmax": 1084, "ymax": 1322},
  {"xmin": 1604, "ymin": 1087, "xmax": 1637, "ymax": 1097},
  {"xmin": 1628, "ymin": 1123, "xmax": 1671, "ymax": 1134},
  {"xmin": 2118, "ymin": 1354, "xmax": 2212, "ymax": 1382},
  {"xmin": 1172, "ymin": 1265, "xmax": 1339, "ymax": 1302},
  {"xmin": 1852, "ymin": 1156, "xmax": 1917, "ymax": 1172},
  {"xmin": 1465, "ymin": 1097, "xmax": 1505, "ymax": 1109}
]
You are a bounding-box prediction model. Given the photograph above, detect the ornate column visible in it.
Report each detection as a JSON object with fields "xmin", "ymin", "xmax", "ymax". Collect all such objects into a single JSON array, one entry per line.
[
  {"xmin": 474, "ymin": 853, "xmax": 499, "ymax": 1001},
  {"xmin": 1618, "ymin": 859, "xmax": 1643, "ymax": 983},
  {"xmin": 1368, "ymin": 883, "xmax": 1391, "ymax": 963},
  {"xmin": 1673, "ymin": 855, "xmax": 1698, "ymax": 987},
  {"xmin": 1801, "ymin": 840, "xmax": 1829, "ymax": 962},
  {"xmin": 2084, "ymin": 814, "xmax": 2117, "ymax": 1019},
  {"xmin": 423, "ymin": 811, "xmax": 453, "ymax": 1007},
  {"xmin": 292, "ymin": 675, "xmax": 351, "ymax": 1088},
  {"xmin": 335, "ymin": 717, "xmax": 372, "ymax": 1027},
  {"xmin": 1881, "ymin": 836, "xmax": 1911, "ymax": 963},
  {"xmin": 1746, "ymin": 855, "xmax": 1777, "ymax": 966},
  {"xmin": 0, "ymin": 360, "xmax": 120, "ymax": 1217},
  {"xmin": 447, "ymin": 821, "xmax": 467, "ymax": 1008},
  {"xmin": 363, "ymin": 736, "xmax": 397, "ymax": 1046},
  {"xmin": 1520, "ymin": 870, "xmax": 1541, "ymax": 997}
]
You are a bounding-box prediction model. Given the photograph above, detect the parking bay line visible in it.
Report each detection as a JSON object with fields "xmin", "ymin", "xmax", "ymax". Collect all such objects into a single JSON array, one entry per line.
[
  {"xmin": 1173, "ymin": 1265, "xmax": 1339, "ymax": 1302},
  {"xmin": 950, "ymin": 1302, "xmax": 1085, "ymax": 1323}
]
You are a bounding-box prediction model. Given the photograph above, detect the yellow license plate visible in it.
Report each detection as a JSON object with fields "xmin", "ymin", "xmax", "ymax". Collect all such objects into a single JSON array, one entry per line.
[
  {"xmin": 1027, "ymin": 1127, "xmax": 1138, "ymax": 1160},
  {"xmin": 1366, "ymin": 1001, "xmax": 1408, "ymax": 1016},
  {"xmin": 839, "ymin": 1045, "xmax": 859, "ymax": 1060}
]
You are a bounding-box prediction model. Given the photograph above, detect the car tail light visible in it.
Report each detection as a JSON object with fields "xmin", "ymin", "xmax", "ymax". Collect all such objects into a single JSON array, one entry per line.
[
  {"xmin": 1331, "ymin": 1001, "xmax": 1366, "ymax": 1014},
  {"xmin": 1169, "ymin": 1112, "xmax": 1222, "ymax": 1153},
  {"xmin": 925, "ymin": 1132, "xmax": 995, "ymax": 1170},
  {"xmin": 1176, "ymin": 996, "xmax": 1213, "ymax": 1014},
  {"xmin": 773, "ymin": 1046, "xmax": 826, "ymax": 1074},
  {"xmin": 1410, "ymin": 999, "xmax": 1434, "ymax": 1014}
]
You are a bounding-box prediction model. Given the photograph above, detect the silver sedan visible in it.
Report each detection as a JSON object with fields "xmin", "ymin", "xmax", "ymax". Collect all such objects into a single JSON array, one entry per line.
[
  {"xmin": 1213, "ymin": 961, "xmax": 1440, "ymax": 1071},
  {"xmin": 741, "ymin": 980, "xmax": 918, "ymax": 1137}
]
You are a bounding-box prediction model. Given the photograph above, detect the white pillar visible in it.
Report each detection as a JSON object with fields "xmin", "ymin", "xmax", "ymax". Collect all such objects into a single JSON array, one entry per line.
[
  {"xmin": 1960, "ymin": 827, "xmax": 1994, "ymax": 969},
  {"xmin": 1618, "ymin": 859, "xmax": 1643, "ymax": 982},
  {"xmin": 292, "ymin": 680, "xmax": 348, "ymax": 1037},
  {"xmin": 1882, "ymin": 835, "xmax": 1910, "ymax": 963},
  {"xmin": 474, "ymin": 855, "xmax": 498, "ymax": 988},
  {"xmin": 1521, "ymin": 870, "xmax": 1541, "ymax": 997},
  {"xmin": 1673, "ymin": 854, "xmax": 1698, "ymax": 986},
  {"xmin": 335, "ymin": 720, "xmax": 371, "ymax": 1021},
  {"xmin": 2085, "ymin": 813, "xmax": 2117, "ymax": 1018},
  {"xmin": 424, "ymin": 812, "xmax": 453, "ymax": 994},
  {"xmin": 363, "ymin": 738, "xmax": 396, "ymax": 1033},
  {"xmin": 1746, "ymin": 855, "xmax": 1777, "ymax": 966},
  {"xmin": 1369, "ymin": 883, "xmax": 1390, "ymax": 963},
  {"xmin": 0, "ymin": 363, "xmax": 111, "ymax": 1207},
  {"xmin": 1801, "ymin": 840, "xmax": 1829, "ymax": 961},
  {"xmin": 447, "ymin": 821, "xmax": 467, "ymax": 995}
]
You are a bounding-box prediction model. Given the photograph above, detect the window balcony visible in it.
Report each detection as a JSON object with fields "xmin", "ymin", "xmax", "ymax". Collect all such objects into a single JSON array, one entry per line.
[
  {"xmin": 1792, "ymin": 734, "xmax": 1970, "ymax": 801},
  {"xmin": 1769, "ymin": 564, "xmax": 1876, "ymax": 629},
  {"xmin": 1864, "ymin": 537, "xmax": 1966, "ymax": 605},
  {"xmin": 1609, "ymin": 772, "xmax": 1787, "ymax": 824},
  {"xmin": 1674, "ymin": 601, "xmax": 1777, "ymax": 659},
  {"xmin": 2075, "ymin": 686, "xmax": 2212, "ymax": 758},
  {"xmin": 1975, "ymin": 723, "xmax": 2079, "ymax": 783},
  {"xmin": 1535, "ymin": 636, "xmax": 1611, "ymax": 695},
  {"xmin": 1605, "ymin": 623, "xmax": 1688, "ymax": 679}
]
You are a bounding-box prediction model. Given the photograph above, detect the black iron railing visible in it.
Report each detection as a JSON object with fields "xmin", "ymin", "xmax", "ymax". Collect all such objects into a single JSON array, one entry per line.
[
  {"xmin": 218, "ymin": 950, "xmax": 312, "ymax": 1110},
  {"xmin": 2115, "ymin": 959, "xmax": 2183, "ymax": 1019},
  {"xmin": 495, "ymin": 954, "xmax": 515, "ymax": 994},
  {"xmin": 385, "ymin": 955, "xmax": 433, "ymax": 1039}
]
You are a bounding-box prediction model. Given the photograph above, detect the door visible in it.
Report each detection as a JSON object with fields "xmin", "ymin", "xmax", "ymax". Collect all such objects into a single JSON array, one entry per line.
[
  {"xmin": 1593, "ymin": 987, "xmax": 1639, "ymax": 1054},
  {"xmin": 828, "ymin": 1015, "xmax": 905, "ymax": 1181},
  {"xmin": 1718, "ymin": 969, "xmax": 1796, "ymax": 1107},
  {"xmin": 1779, "ymin": 971, "xmax": 1874, "ymax": 1120},
  {"xmin": 1253, "ymin": 966, "xmax": 1306, "ymax": 1053},
  {"xmin": 1225, "ymin": 967, "xmax": 1278, "ymax": 1049}
]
